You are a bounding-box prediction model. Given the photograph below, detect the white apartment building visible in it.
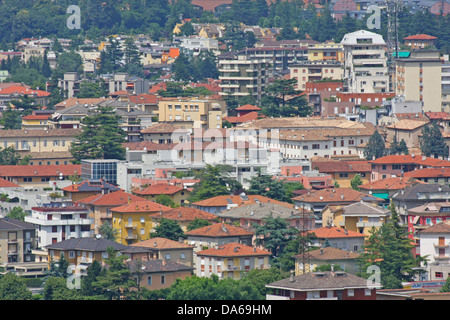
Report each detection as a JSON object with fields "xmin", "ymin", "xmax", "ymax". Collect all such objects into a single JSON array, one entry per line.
[
  {"xmin": 341, "ymin": 30, "xmax": 389, "ymax": 93},
  {"xmin": 25, "ymin": 206, "xmax": 93, "ymax": 249},
  {"xmin": 442, "ymin": 62, "xmax": 450, "ymax": 112}
]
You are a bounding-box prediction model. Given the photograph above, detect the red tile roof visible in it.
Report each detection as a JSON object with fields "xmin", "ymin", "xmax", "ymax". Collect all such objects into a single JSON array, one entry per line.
[
  {"xmin": 131, "ymin": 237, "xmax": 194, "ymax": 249},
  {"xmin": 223, "ymin": 111, "xmax": 261, "ymax": 124},
  {"xmin": 149, "ymin": 207, "xmax": 217, "ymax": 221},
  {"xmin": 425, "ymin": 112, "xmax": 450, "ymax": 120},
  {"xmin": 192, "ymin": 194, "xmax": 295, "ymax": 209},
  {"xmin": 404, "ymin": 34, "xmax": 437, "ymax": 40},
  {"xmin": 0, "ymin": 165, "xmax": 80, "ymax": 177},
  {"xmin": 0, "ymin": 85, "xmax": 50, "ymax": 97},
  {"xmin": 128, "ymin": 93, "xmax": 159, "ymax": 104},
  {"xmin": 0, "ymin": 178, "xmax": 20, "ymax": 188},
  {"xmin": 133, "ymin": 184, "xmax": 186, "ymax": 196},
  {"xmin": 403, "ymin": 168, "xmax": 450, "ymax": 179},
  {"xmin": 311, "ymin": 159, "xmax": 371, "ymax": 173},
  {"xmin": 110, "ymin": 200, "xmax": 171, "ymax": 213},
  {"xmin": 369, "ymin": 155, "xmax": 450, "ymax": 167},
  {"xmin": 122, "ymin": 140, "xmax": 174, "ymax": 151},
  {"xmin": 359, "ymin": 177, "xmax": 425, "ymax": 191},
  {"xmin": 235, "ymin": 104, "xmax": 261, "ymax": 111},
  {"xmin": 22, "ymin": 115, "xmax": 51, "ymax": 120},
  {"xmin": 292, "ymin": 187, "xmax": 381, "ymax": 203},
  {"xmin": 185, "ymin": 223, "xmax": 253, "ymax": 237},
  {"xmin": 306, "ymin": 226, "xmax": 366, "ymax": 239},
  {"xmin": 196, "ymin": 242, "xmax": 271, "ymax": 257},
  {"xmin": 77, "ymin": 190, "xmax": 146, "ymax": 206}
]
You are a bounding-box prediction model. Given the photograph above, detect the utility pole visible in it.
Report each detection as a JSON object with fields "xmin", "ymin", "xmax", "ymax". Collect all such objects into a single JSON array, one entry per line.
[
  {"xmin": 386, "ymin": 0, "xmax": 400, "ymax": 93},
  {"xmin": 298, "ymin": 203, "xmax": 311, "ymax": 275}
]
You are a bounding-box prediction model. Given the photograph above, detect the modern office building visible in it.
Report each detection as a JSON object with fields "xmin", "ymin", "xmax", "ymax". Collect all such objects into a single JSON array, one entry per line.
[{"xmin": 81, "ymin": 159, "xmax": 119, "ymax": 186}]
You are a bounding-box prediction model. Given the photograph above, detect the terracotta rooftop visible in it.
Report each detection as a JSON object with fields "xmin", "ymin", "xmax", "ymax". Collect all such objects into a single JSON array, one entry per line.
[
  {"xmin": 295, "ymin": 246, "xmax": 360, "ymax": 260},
  {"xmin": 132, "ymin": 184, "xmax": 186, "ymax": 196},
  {"xmin": 292, "ymin": 187, "xmax": 382, "ymax": 203},
  {"xmin": 359, "ymin": 177, "xmax": 425, "ymax": 191},
  {"xmin": 403, "ymin": 168, "xmax": 450, "ymax": 179},
  {"xmin": 0, "ymin": 164, "xmax": 80, "ymax": 177},
  {"xmin": 140, "ymin": 123, "xmax": 188, "ymax": 134},
  {"xmin": 419, "ymin": 220, "xmax": 450, "ymax": 234},
  {"xmin": 130, "ymin": 237, "xmax": 194, "ymax": 249},
  {"xmin": 236, "ymin": 104, "xmax": 261, "ymax": 111},
  {"xmin": 223, "ymin": 111, "xmax": 261, "ymax": 124},
  {"xmin": 0, "ymin": 178, "xmax": 20, "ymax": 188},
  {"xmin": 192, "ymin": 194, "xmax": 295, "ymax": 209},
  {"xmin": 122, "ymin": 140, "xmax": 174, "ymax": 151},
  {"xmin": 62, "ymin": 179, "xmax": 121, "ymax": 193},
  {"xmin": 306, "ymin": 226, "xmax": 366, "ymax": 239},
  {"xmin": 196, "ymin": 242, "xmax": 271, "ymax": 257},
  {"xmin": 386, "ymin": 119, "xmax": 429, "ymax": 131},
  {"xmin": 0, "ymin": 85, "xmax": 50, "ymax": 97},
  {"xmin": 312, "ymin": 159, "xmax": 371, "ymax": 173},
  {"xmin": 76, "ymin": 190, "xmax": 146, "ymax": 206},
  {"xmin": 404, "ymin": 34, "xmax": 437, "ymax": 40},
  {"xmin": 110, "ymin": 201, "xmax": 171, "ymax": 213},
  {"xmin": 369, "ymin": 155, "xmax": 450, "ymax": 167},
  {"xmin": 185, "ymin": 223, "xmax": 254, "ymax": 237},
  {"xmin": 149, "ymin": 207, "xmax": 217, "ymax": 221}
]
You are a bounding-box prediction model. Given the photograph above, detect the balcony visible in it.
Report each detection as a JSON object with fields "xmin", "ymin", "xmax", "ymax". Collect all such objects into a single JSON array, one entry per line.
[
  {"xmin": 125, "ymin": 224, "xmax": 136, "ymax": 229},
  {"xmin": 434, "ymin": 255, "xmax": 450, "ymax": 261},
  {"xmin": 434, "ymin": 243, "xmax": 449, "ymax": 248},
  {"xmin": 125, "ymin": 234, "xmax": 137, "ymax": 240}
]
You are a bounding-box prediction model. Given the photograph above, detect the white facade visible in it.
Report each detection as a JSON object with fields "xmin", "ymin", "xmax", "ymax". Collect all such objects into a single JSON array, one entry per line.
[
  {"xmin": 25, "ymin": 206, "xmax": 93, "ymax": 249},
  {"xmin": 341, "ymin": 30, "xmax": 389, "ymax": 93}
]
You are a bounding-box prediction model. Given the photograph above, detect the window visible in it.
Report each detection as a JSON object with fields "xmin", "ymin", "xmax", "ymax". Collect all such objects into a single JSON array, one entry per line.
[
  {"xmin": 147, "ymin": 276, "xmax": 152, "ymax": 286},
  {"xmin": 364, "ymin": 289, "xmax": 372, "ymax": 296},
  {"xmin": 52, "ymin": 226, "xmax": 58, "ymax": 233},
  {"xmin": 102, "ymin": 252, "xmax": 109, "ymax": 259},
  {"xmin": 180, "ymin": 253, "xmax": 186, "ymax": 259},
  {"xmin": 161, "ymin": 275, "xmax": 166, "ymax": 285},
  {"xmin": 312, "ymin": 144, "xmax": 320, "ymax": 149},
  {"xmin": 165, "ymin": 253, "xmax": 171, "ymax": 260},
  {"xmin": 69, "ymin": 251, "xmax": 75, "ymax": 258},
  {"xmin": 392, "ymin": 164, "xmax": 401, "ymax": 170},
  {"xmin": 347, "ymin": 289, "xmax": 354, "ymax": 297},
  {"xmin": 436, "ymin": 272, "xmax": 444, "ymax": 278}
]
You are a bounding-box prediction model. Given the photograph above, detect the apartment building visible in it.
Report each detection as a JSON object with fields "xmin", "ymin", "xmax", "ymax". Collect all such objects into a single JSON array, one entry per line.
[
  {"xmin": 58, "ymin": 72, "xmax": 82, "ymax": 98},
  {"xmin": 0, "ymin": 217, "xmax": 37, "ymax": 265},
  {"xmin": 218, "ymin": 52, "xmax": 269, "ymax": 102},
  {"xmin": 441, "ymin": 63, "xmax": 450, "ymax": 112},
  {"xmin": 341, "ymin": 30, "xmax": 389, "ymax": 93},
  {"xmin": 25, "ymin": 206, "xmax": 93, "ymax": 249},
  {"xmin": 157, "ymin": 97, "xmax": 227, "ymax": 130},
  {"xmin": 106, "ymin": 73, "xmax": 149, "ymax": 95},
  {"xmin": 395, "ymin": 50, "xmax": 443, "ymax": 112},
  {"xmin": 308, "ymin": 42, "xmax": 344, "ymax": 63},
  {"xmin": 290, "ymin": 61, "xmax": 344, "ymax": 90}
]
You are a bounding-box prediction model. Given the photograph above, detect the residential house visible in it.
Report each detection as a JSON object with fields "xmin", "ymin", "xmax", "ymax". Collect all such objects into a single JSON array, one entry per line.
[
  {"xmin": 131, "ymin": 184, "xmax": 191, "ymax": 205},
  {"xmin": 265, "ymin": 270, "xmax": 379, "ymax": 300},
  {"xmin": 385, "ymin": 118, "xmax": 430, "ymax": 151},
  {"xmin": 290, "ymin": 60, "xmax": 343, "ymax": 91},
  {"xmin": 110, "ymin": 201, "xmax": 171, "ymax": 246},
  {"xmin": 140, "ymin": 123, "xmax": 190, "ymax": 144},
  {"xmin": 0, "ymin": 164, "xmax": 81, "ymax": 188},
  {"xmin": 76, "ymin": 190, "xmax": 147, "ymax": 235},
  {"xmin": 191, "ymin": 194, "xmax": 295, "ymax": 214},
  {"xmin": 292, "ymin": 187, "xmax": 383, "ymax": 226},
  {"xmin": 185, "ymin": 223, "xmax": 254, "ymax": 265},
  {"xmin": 403, "ymin": 168, "xmax": 450, "ymax": 185},
  {"xmin": 311, "ymin": 158, "xmax": 371, "ymax": 188},
  {"xmin": 407, "ymin": 202, "xmax": 450, "ymax": 256},
  {"xmin": 369, "ymin": 155, "xmax": 450, "ymax": 182},
  {"xmin": 403, "ymin": 34, "xmax": 437, "ymax": 50},
  {"xmin": 217, "ymin": 202, "xmax": 315, "ymax": 232},
  {"xmin": 358, "ymin": 176, "xmax": 425, "ymax": 205},
  {"xmin": 322, "ymin": 201, "xmax": 390, "ymax": 236},
  {"xmin": 195, "ymin": 242, "xmax": 271, "ymax": 280},
  {"xmin": 157, "ymin": 97, "xmax": 227, "ymax": 130},
  {"xmin": 21, "ymin": 114, "xmax": 52, "ymax": 130},
  {"xmin": 391, "ymin": 184, "xmax": 450, "ymax": 225},
  {"xmin": 294, "ymin": 247, "xmax": 360, "ymax": 276},
  {"xmin": 61, "ymin": 179, "xmax": 121, "ymax": 203},
  {"xmin": 304, "ymin": 226, "xmax": 366, "ymax": 253},
  {"xmin": 128, "ymin": 258, "xmax": 193, "ymax": 291},
  {"xmin": 45, "ymin": 237, "xmax": 129, "ymax": 270},
  {"xmin": 149, "ymin": 207, "xmax": 218, "ymax": 233},
  {"xmin": 125, "ymin": 237, "xmax": 194, "ymax": 268},
  {"xmin": 418, "ymin": 220, "xmax": 450, "ymax": 281},
  {"xmin": 25, "ymin": 206, "xmax": 93, "ymax": 249}
]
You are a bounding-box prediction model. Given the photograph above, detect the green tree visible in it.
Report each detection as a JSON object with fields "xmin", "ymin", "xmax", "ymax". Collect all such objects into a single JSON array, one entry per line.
[
  {"xmin": 155, "ymin": 194, "xmax": 177, "ymax": 208},
  {"xmin": 54, "ymin": 51, "xmax": 83, "ymax": 80},
  {"xmin": 420, "ymin": 123, "xmax": 449, "ymax": 159},
  {"xmin": 364, "ymin": 131, "xmax": 386, "ymax": 160},
  {"xmin": 77, "ymin": 81, "xmax": 108, "ymax": 98},
  {"xmin": 97, "ymin": 222, "xmax": 118, "ymax": 241},
  {"xmin": 187, "ymin": 218, "xmax": 214, "ymax": 232},
  {"xmin": 91, "ymin": 247, "xmax": 136, "ymax": 300},
  {"xmin": 247, "ymin": 173, "xmax": 295, "ymax": 203},
  {"xmin": 70, "ymin": 107, "xmax": 127, "ymax": 162},
  {"xmin": 357, "ymin": 201, "xmax": 426, "ymax": 288},
  {"xmin": 43, "ymin": 276, "xmax": 80, "ymax": 300},
  {"xmin": 151, "ymin": 217, "xmax": 186, "ymax": 241},
  {"xmin": 0, "ymin": 273, "xmax": 33, "ymax": 300},
  {"xmin": 350, "ymin": 174, "xmax": 363, "ymax": 191},
  {"xmin": 188, "ymin": 164, "xmax": 242, "ymax": 203},
  {"xmin": 253, "ymin": 217, "xmax": 298, "ymax": 268},
  {"xmin": 6, "ymin": 207, "xmax": 27, "ymax": 221},
  {"xmin": 80, "ymin": 260, "xmax": 104, "ymax": 297}
]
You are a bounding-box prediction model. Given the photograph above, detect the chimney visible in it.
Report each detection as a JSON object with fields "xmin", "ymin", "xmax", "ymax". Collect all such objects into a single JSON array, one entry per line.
[{"xmin": 290, "ymin": 270, "xmax": 295, "ymax": 282}]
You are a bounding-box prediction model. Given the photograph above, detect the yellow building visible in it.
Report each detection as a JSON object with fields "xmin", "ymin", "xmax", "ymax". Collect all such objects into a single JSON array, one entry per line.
[
  {"xmin": 21, "ymin": 114, "xmax": 52, "ymax": 130},
  {"xmin": 157, "ymin": 97, "xmax": 227, "ymax": 130},
  {"xmin": 308, "ymin": 42, "xmax": 344, "ymax": 62},
  {"xmin": 322, "ymin": 201, "xmax": 389, "ymax": 236},
  {"xmin": 111, "ymin": 201, "xmax": 171, "ymax": 246},
  {"xmin": 132, "ymin": 184, "xmax": 191, "ymax": 206}
]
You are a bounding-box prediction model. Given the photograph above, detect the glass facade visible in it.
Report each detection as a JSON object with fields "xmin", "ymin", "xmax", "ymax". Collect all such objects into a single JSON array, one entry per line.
[{"xmin": 81, "ymin": 160, "xmax": 119, "ymax": 185}]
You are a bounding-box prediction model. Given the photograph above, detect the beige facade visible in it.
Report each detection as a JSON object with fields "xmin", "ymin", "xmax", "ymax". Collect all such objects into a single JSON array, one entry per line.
[
  {"xmin": 396, "ymin": 50, "xmax": 442, "ymax": 113},
  {"xmin": 0, "ymin": 218, "xmax": 36, "ymax": 265},
  {"xmin": 157, "ymin": 98, "xmax": 227, "ymax": 130},
  {"xmin": 290, "ymin": 61, "xmax": 344, "ymax": 90}
]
